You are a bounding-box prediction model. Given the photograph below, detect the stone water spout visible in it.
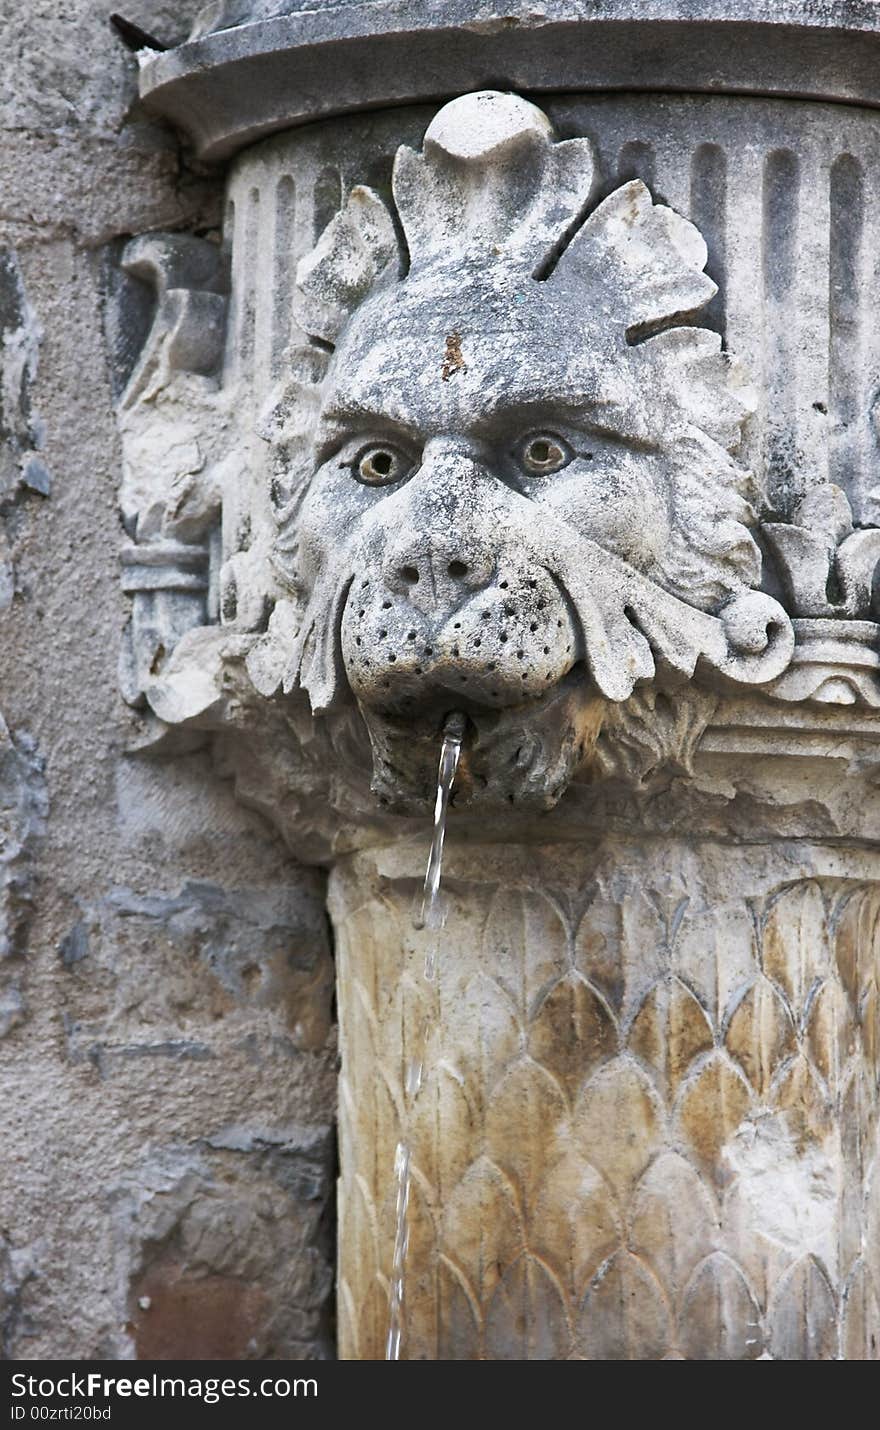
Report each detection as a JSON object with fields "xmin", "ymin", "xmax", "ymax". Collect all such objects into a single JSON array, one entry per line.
[{"xmin": 115, "ymin": 1, "xmax": 880, "ymax": 1359}]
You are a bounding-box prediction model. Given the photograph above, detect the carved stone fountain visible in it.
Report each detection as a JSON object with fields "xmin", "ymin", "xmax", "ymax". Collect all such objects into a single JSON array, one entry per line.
[{"xmin": 116, "ymin": 2, "xmax": 880, "ymax": 1359}]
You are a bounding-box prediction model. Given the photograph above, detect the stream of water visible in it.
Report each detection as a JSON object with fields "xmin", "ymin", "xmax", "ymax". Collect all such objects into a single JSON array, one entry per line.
[{"xmin": 386, "ymin": 711, "xmax": 466, "ymax": 1362}]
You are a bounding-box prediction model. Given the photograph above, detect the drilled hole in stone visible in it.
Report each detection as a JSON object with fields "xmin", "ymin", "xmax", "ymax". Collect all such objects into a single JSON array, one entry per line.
[
  {"xmin": 500, "ymin": 580, "xmax": 509, "ymax": 590},
  {"xmin": 424, "ymin": 646, "xmax": 433, "ymax": 657},
  {"xmin": 537, "ymin": 600, "xmax": 545, "ymax": 610},
  {"xmin": 481, "ymin": 611, "xmax": 491, "ymax": 621},
  {"xmin": 504, "ymin": 604, "xmax": 515, "ymax": 617},
  {"xmin": 543, "ymin": 646, "xmax": 550, "ymax": 654},
  {"xmin": 382, "ymin": 600, "xmax": 392, "ymax": 610},
  {"xmin": 488, "ymin": 662, "xmax": 496, "ymax": 671},
  {"xmin": 500, "ymin": 632, "xmax": 508, "ymax": 643},
  {"xmin": 407, "ymin": 631, "xmax": 416, "ymax": 641},
  {"xmin": 530, "ymin": 622, "xmax": 538, "ymax": 632},
  {"xmin": 557, "ymin": 620, "xmax": 563, "ymax": 628},
  {"xmin": 379, "ymin": 629, "xmax": 387, "ymax": 639},
  {"xmin": 414, "ymin": 666, "xmax": 422, "ymax": 675},
  {"xmin": 358, "ymin": 608, "xmax": 365, "ymax": 618},
  {"xmin": 388, "ymin": 653, "xmax": 397, "ymax": 662},
  {"xmin": 474, "ymin": 638, "xmax": 481, "ymax": 648},
  {"xmin": 448, "ymin": 560, "xmax": 468, "ymax": 578},
  {"xmin": 355, "ymin": 637, "xmax": 362, "ymax": 646},
  {"xmin": 401, "ymin": 565, "xmax": 420, "ymax": 585},
  {"xmin": 516, "ymin": 649, "xmax": 524, "ymax": 659}
]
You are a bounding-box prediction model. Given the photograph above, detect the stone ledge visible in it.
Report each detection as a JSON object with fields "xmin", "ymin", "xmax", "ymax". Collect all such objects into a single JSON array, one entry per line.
[{"xmin": 140, "ymin": 0, "xmax": 880, "ymax": 159}]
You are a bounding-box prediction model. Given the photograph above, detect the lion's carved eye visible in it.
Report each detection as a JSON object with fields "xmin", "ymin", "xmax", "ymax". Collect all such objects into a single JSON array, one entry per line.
[
  {"xmin": 519, "ymin": 433, "xmax": 571, "ymax": 476},
  {"xmin": 354, "ymin": 444, "xmax": 411, "ymax": 487}
]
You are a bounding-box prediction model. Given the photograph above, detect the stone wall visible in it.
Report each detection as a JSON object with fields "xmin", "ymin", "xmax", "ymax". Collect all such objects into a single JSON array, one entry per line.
[{"xmin": 0, "ymin": 3, "xmax": 336, "ymax": 1360}]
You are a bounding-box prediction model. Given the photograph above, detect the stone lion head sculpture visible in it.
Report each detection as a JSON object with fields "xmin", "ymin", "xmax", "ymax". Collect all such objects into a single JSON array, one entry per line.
[{"xmin": 248, "ymin": 92, "xmax": 791, "ymax": 810}]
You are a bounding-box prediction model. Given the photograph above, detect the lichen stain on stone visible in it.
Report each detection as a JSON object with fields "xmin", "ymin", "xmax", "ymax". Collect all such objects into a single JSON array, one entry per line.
[{"xmin": 441, "ymin": 330, "xmax": 466, "ymax": 381}]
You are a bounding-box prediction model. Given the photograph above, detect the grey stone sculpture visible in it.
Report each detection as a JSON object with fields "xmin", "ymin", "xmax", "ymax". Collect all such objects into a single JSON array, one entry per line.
[{"xmin": 115, "ymin": 2, "xmax": 880, "ymax": 1360}]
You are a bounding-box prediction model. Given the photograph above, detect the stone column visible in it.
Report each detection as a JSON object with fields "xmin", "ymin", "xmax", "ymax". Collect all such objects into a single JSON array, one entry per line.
[
  {"xmin": 332, "ymin": 834, "xmax": 880, "ymax": 1360},
  {"xmin": 118, "ymin": 3, "xmax": 880, "ymax": 1360}
]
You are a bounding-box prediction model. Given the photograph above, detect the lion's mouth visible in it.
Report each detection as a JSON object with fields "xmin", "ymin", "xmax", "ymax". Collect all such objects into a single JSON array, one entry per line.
[{"xmin": 355, "ymin": 663, "xmax": 604, "ymax": 812}]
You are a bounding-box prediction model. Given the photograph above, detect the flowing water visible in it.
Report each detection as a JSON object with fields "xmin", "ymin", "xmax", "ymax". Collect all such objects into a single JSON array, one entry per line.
[{"xmin": 386, "ymin": 711, "xmax": 466, "ymax": 1362}]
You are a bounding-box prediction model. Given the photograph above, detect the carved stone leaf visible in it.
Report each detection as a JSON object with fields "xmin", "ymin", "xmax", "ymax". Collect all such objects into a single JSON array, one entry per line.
[
  {"xmin": 294, "ymin": 185, "xmax": 398, "ymax": 343},
  {"xmin": 673, "ymin": 897, "xmax": 759, "ymax": 1033},
  {"xmin": 776, "ymin": 1055, "xmax": 835, "ymax": 1147},
  {"xmin": 573, "ymin": 891, "xmax": 626, "ymax": 1014},
  {"xmin": 577, "ymin": 1251, "xmax": 672, "ymax": 1361},
  {"xmin": 675, "ymin": 1053, "xmax": 752, "ymax": 1186},
  {"xmin": 725, "ymin": 976, "xmax": 797, "ymax": 1096},
  {"xmin": 574, "ymin": 1058, "xmax": 665, "ymax": 1198},
  {"xmin": 436, "ymin": 967, "xmax": 522, "ymax": 1104},
  {"xmin": 392, "ymin": 91, "xmax": 595, "ymax": 274},
  {"xmin": 866, "ymin": 1150, "xmax": 880, "ymax": 1313},
  {"xmin": 530, "ymin": 1149, "xmax": 622, "ymax": 1300},
  {"xmin": 628, "ymin": 976, "xmax": 715, "ymax": 1099},
  {"xmin": 439, "ymin": 1157, "xmax": 524, "ymax": 1309},
  {"xmin": 680, "ymin": 1253, "xmax": 764, "ymax": 1360},
  {"xmin": 528, "ymin": 974, "xmax": 617, "ymax": 1103},
  {"xmin": 768, "ymin": 1257, "xmax": 838, "ymax": 1361},
  {"xmin": 481, "ymin": 888, "xmax": 569, "ymax": 1022},
  {"xmin": 629, "ymin": 1152, "xmax": 717, "ymax": 1299},
  {"xmin": 485, "ymin": 1255, "xmax": 571, "ymax": 1361},
  {"xmin": 761, "ymin": 882, "xmax": 829, "ymax": 1021},
  {"xmin": 863, "ymin": 978, "xmax": 879, "ymax": 1072},
  {"xmin": 805, "ymin": 978, "xmax": 855, "ymax": 1093},
  {"xmin": 484, "ymin": 1059, "xmax": 569, "ymax": 1205},
  {"xmin": 841, "ymin": 1260, "xmax": 880, "ymax": 1361},
  {"xmin": 406, "ymin": 1173, "xmax": 439, "ymax": 1345},
  {"xmin": 415, "ymin": 1060, "xmax": 481, "ymax": 1204},
  {"xmin": 357, "ymin": 1276, "xmax": 391, "ymax": 1363},
  {"xmin": 437, "ymin": 1257, "xmax": 481, "ymax": 1361},
  {"xmin": 840, "ymin": 1058, "xmax": 877, "ymax": 1192},
  {"xmin": 833, "ymin": 885, "xmax": 880, "ymax": 1011},
  {"xmin": 346, "ymin": 1174, "xmax": 380, "ymax": 1314},
  {"xmin": 337, "ymin": 1279, "xmax": 359, "ymax": 1361},
  {"xmin": 556, "ymin": 180, "xmax": 715, "ymax": 340}
]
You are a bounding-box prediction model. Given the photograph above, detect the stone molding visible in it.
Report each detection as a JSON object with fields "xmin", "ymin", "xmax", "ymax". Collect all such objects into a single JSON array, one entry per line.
[{"xmin": 137, "ymin": 1, "xmax": 880, "ymax": 160}]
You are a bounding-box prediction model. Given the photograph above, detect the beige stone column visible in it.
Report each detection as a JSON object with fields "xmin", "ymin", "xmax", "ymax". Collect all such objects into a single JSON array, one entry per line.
[{"xmin": 332, "ymin": 836, "xmax": 880, "ymax": 1360}]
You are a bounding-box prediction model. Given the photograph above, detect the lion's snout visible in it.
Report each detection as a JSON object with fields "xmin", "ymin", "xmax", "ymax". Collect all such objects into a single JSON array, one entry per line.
[
  {"xmin": 340, "ymin": 548, "xmax": 582, "ymax": 717},
  {"xmin": 380, "ymin": 535, "xmax": 494, "ymax": 611}
]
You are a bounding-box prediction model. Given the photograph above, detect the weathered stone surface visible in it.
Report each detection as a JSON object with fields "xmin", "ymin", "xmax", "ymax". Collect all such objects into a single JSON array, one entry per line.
[
  {"xmin": 59, "ymin": 877, "xmax": 333, "ymax": 1068},
  {"xmin": 113, "ymin": 1132, "xmax": 334, "ymax": 1359},
  {"xmin": 0, "ymin": 0, "xmax": 336, "ymax": 1361},
  {"xmin": 0, "ymin": 712, "xmax": 46, "ymax": 1040}
]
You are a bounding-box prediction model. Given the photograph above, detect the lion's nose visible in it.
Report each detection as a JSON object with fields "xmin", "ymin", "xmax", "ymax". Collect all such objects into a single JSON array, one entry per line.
[{"xmin": 384, "ymin": 545, "xmax": 493, "ymax": 603}]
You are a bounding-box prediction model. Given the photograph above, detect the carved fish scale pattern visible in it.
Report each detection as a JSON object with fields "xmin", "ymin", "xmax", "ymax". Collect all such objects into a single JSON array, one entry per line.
[{"xmin": 332, "ymin": 854, "xmax": 880, "ymax": 1359}]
